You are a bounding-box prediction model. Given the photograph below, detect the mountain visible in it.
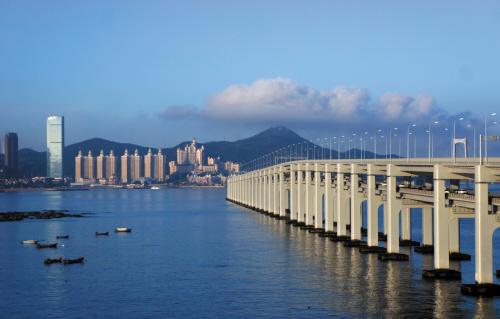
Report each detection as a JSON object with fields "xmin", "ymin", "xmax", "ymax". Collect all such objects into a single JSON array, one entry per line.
[{"xmin": 15, "ymin": 126, "xmax": 381, "ymax": 178}]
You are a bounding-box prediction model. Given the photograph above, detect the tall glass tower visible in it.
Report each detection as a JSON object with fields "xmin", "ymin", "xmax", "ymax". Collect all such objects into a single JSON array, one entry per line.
[{"xmin": 46, "ymin": 116, "xmax": 65, "ymax": 178}]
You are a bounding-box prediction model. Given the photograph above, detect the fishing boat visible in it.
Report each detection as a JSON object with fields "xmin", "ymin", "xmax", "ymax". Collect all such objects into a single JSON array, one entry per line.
[
  {"xmin": 21, "ymin": 239, "xmax": 38, "ymax": 245},
  {"xmin": 115, "ymin": 227, "xmax": 132, "ymax": 233},
  {"xmin": 63, "ymin": 257, "xmax": 84, "ymax": 264},
  {"xmin": 44, "ymin": 257, "xmax": 62, "ymax": 265},
  {"xmin": 36, "ymin": 243, "xmax": 58, "ymax": 249},
  {"xmin": 95, "ymin": 231, "xmax": 109, "ymax": 236},
  {"xmin": 56, "ymin": 235, "xmax": 69, "ymax": 239}
]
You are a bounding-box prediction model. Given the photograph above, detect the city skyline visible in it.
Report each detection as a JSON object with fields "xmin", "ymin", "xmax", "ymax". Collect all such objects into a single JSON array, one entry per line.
[{"xmin": 1, "ymin": 1, "xmax": 500, "ymax": 148}]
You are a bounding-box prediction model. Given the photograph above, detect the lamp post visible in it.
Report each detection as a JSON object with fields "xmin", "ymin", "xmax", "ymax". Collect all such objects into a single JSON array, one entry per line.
[
  {"xmin": 374, "ymin": 129, "xmax": 382, "ymax": 159},
  {"xmin": 428, "ymin": 121, "xmax": 439, "ymax": 162},
  {"xmin": 466, "ymin": 124, "xmax": 476, "ymax": 158},
  {"xmin": 389, "ymin": 127, "xmax": 398, "ymax": 161},
  {"xmin": 406, "ymin": 124, "xmax": 416, "ymax": 161},
  {"xmin": 484, "ymin": 112, "xmax": 497, "ymax": 161}
]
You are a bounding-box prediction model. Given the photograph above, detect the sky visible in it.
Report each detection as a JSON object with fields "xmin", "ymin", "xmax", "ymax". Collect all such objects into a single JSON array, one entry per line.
[{"xmin": 0, "ymin": 0, "xmax": 499, "ymax": 151}]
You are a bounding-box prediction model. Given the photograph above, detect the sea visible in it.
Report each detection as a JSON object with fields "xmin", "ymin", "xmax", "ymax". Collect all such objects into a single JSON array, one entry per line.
[{"xmin": 0, "ymin": 188, "xmax": 498, "ymax": 318}]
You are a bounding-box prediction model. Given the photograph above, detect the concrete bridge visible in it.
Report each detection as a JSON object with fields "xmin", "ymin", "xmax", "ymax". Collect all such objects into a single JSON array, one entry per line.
[{"xmin": 226, "ymin": 157, "xmax": 500, "ymax": 296}]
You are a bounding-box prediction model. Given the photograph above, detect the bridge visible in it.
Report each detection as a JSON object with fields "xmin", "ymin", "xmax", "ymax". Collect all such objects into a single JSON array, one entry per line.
[{"xmin": 227, "ymin": 157, "xmax": 500, "ymax": 296}]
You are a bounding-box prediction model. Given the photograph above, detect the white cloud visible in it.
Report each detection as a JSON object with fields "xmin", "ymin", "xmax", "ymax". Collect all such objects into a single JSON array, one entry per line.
[{"xmin": 160, "ymin": 77, "xmax": 446, "ymax": 129}]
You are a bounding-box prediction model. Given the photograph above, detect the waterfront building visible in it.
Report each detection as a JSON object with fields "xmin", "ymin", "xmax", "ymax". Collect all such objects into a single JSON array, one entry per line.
[
  {"xmin": 96, "ymin": 150, "xmax": 105, "ymax": 180},
  {"xmin": 121, "ymin": 149, "xmax": 131, "ymax": 184},
  {"xmin": 144, "ymin": 148, "xmax": 153, "ymax": 179},
  {"xmin": 130, "ymin": 149, "xmax": 142, "ymax": 181},
  {"xmin": 106, "ymin": 150, "xmax": 117, "ymax": 182},
  {"xmin": 83, "ymin": 150, "xmax": 95, "ymax": 180},
  {"xmin": 224, "ymin": 161, "xmax": 240, "ymax": 173},
  {"xmin": 169, "ymin": 161, "xmax": 177, "ymax": 175},
  {"xmin": 75, "ymin": 150, "xmax": 84, "ymax": 182},
  {"xmin": 154, "ymin": 149, "xmax": 165, "ymax": 181},
  {"xmin": 46, "ymin": 115, "xmax": 64, "ymax": 178},
  {"xmin": 4, "ymin": 132, "xmax": 18, "ymax": 178},
  {"xmin": 176, "ymin": 139, "xmax": 204, "ymax": 166}
]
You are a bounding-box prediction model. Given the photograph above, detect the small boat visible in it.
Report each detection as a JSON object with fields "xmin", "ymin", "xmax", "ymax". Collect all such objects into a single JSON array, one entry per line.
[
  {"xmin": 115, "ymin": 227, "xmax": 132, "ymax": 233},
  {"xmin": 56, "ymin": 235, "xmax": 69, "ymax": 239},
  {"xmin": 64, "ymin": 257, "xmax": 84, "ymax": 264},
  {"xmin": 21, "ymin": 239, "xmax": 38, "ymax": 245},
  {"xmin": 44, "ymin": 257, "xmax": 62, "ymax": 265},
  {"xmin": 151, "ymin": 186, "xmax": 160, "ymax": 190},
  {"xmin": 36, "ymin": 243, "xmax": 58, "ymax": 249},
  {"xmin": 95, "ymin": 231, "xmax": 109, "ymax": 236}
]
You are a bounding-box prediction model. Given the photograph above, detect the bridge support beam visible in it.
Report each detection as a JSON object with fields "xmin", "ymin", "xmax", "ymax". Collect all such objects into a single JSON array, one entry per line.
[
  {"xmin": 279, "ymin": 167, "xmax": 286, "ymax": 218},
  {"xmin": 305, "ymin": 164, "xmax": 314, "ymax": 226},
  {"xmin": 273, "ymin": 169, "xmax": 278, "ymax": 216},
  {"xmin": 314, "ymin": 164, "xmax": 323, "ymax": 229},
  {"xmin": 290, "ymin": 165, "xmax": 297, "ymax": 221},
  {"xmin": 297, "ymin": 168, "xmax": 305, "ymax": 224},
  {"xmin": 365, "ymin": 165, "xmax": 383, "ymax": 250},
  {"xmin": 350, "ymin": 164, "xmax": 363, "ymax": 241},
  {"xmin": 324, "ymin": 165, "xmax": 334, "ymax": 232},
  {"xmin": 336, "ymin": 165, "xmax": 349, "ymax": 237}
]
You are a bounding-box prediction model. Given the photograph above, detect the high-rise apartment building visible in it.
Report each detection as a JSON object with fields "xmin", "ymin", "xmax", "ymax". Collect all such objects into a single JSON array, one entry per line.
[
  {"xmin": 75, "ymin": 150, "xmax": 84, "ymax": 182},
  {"xmin": 46, "ymin": 116, "xmax": 64, "ymax": 178},
  {"xmin": 106, "ymin": 150, "xmax": 117, "ymax": 181},
  {"xmin": 83, "ymin": 150, "xmax": 95, "ymax": 180},
  {"xmin": 176, "ymin": 139, "xmax": 204, "ymax": 166},
  {"xmin": 154, "ymin": 149, "xmax": 165, "ymax": 181},
  {"xmin": 96, "ymin": 150, "xmax": 105, "ymax": 180},
  {"xmin": 130, "ymin": 149, "xmax": 142, "ymax": 181},
  {"xmin": 144, "ymin": 148, "xmax": 154, "ymax": 179},
  {"xmin": 121, "ymin": 149, "xmax": 131, "ymax": 184},
  {"xmin": 4, "ymin": 132, "xmax": 18, "ymax": 178}
]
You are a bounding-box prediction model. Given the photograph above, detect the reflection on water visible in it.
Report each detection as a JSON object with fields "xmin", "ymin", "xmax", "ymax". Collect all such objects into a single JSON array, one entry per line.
[{"xmin": 0, "ymin": 189, "xmax": 498, "ymax": 318}]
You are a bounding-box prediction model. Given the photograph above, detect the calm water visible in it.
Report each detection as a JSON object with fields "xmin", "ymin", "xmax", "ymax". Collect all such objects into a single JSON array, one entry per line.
[{"xmin": 0, "ymin": 188, "xmax": 499, "ymax": 318}]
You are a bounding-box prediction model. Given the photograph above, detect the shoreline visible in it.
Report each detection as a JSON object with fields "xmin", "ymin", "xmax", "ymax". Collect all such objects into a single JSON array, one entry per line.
[{"xmin": 0, "ymin": 185, "xmax": 225, "ymax": 193}]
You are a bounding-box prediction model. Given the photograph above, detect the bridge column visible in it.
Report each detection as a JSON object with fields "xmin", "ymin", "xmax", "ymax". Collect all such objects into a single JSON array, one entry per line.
[
  {"xmin": 449, "ymin": 218, "xmax": 460, "ymax": 253},
  {"xmin": 273, "ymin": 168, "xmax": 278, "ymax": 215},
  {"xmin": 375, "ymin": 164, "xmax": 410, "ymax": 260},
  {"xmin": 350, "ymin": 164, "xmax": 362, "ymax": 241},
  {"xmin": 279, "ymin": 166, "xmax": 286, "ymax": 217},
  {"xmin": 433, "ymin": 164, "xmax": 450, "ymax": 269},
  {"xmin": 366, "ymin": 165, "xmax": 380, "ymax": 248},
  {"xmin": 289, "ymin": 165, "xmax": 296, "ymax": 220},
  {"xmin": 297, "ymin": 167, "xmax": 305, "ymax": 223},
  {"xmin": 401, "ymin": 208, "xmax": 411, "ymax": 240},
  {"xmin": 324, "ymin": 164, "xmax": 334, "ymax": 232},
  {"xmin": 386, "ymin": 165, "xmax": 402, "ymax": 255},
  {"xmin": 305, "ymin": 164, "xmax": 314, "ymax": 226},
  {"xmin": 422, "ymin": 207, "xmax": 433, "ymax": 246},
  {"xmin": 314, "ymin": 163, "xmax": 323, "ymax": 229},
  {"xmin": 266, "ymin": 170, "xmax": 271, "ymax": 213},
  {"xmin": 474, "ymin": 165, "xmax": 495, "ymax": 284},
  {"xmin": 260, "ymin": 172, "xmax": 265, "ymax": 211},
  {"xmin": 336, "ymin": 164, "xmax": 348, "ymax": 237}
]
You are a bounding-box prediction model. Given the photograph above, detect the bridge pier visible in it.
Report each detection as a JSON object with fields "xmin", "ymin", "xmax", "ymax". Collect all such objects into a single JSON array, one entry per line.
[
  {"xmin": 349, "ymin": 164, "xmax": 363, "ymax": 243},
  {"xmin": 379, "ymin": 165, "xmax": 408, "ymax": 261},
  {"xmin": 324, "ymin": 164, "xmax": 334, "ymax": 233},
  {"xmin": 297, "ymin": 167, "xmax": 305, "ymax": 225},
  {"xmin": 290, "ymin": 165, "xmax": 297, "ymax": 222},
  {"xmin": 305, "ymin": 164, "xmax": 314, "ymax": 227},
  {"xmin": 279, "ymin": 167, "xmax": 287, "ymax": 218},
  {"xmin": 415, "ymin": 207, "xmax": 434, "ymax": 254}
]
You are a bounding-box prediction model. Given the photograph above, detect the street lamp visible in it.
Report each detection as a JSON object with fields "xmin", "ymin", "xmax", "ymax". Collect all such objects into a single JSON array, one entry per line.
[
  {"xmin": 406, "ymin": 124, "xmax": 416, "ymax": 161},
  {"xmin": 428, "ymin": 121, "xmax": 439, "ymax": 162},
  {"xmin": 389, "ymin": 127, "xmax": 398, "ymax": 161},
  {"xmin": 466, "ymin": 124, "xmax": 476, "ymax": 158},
  {"xmin": 484, "ymin": 112, "xmax": 497, "ymax": 161}
]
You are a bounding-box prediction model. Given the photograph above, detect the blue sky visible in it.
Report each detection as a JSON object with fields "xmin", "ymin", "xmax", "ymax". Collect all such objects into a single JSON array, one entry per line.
[{"xmin": 0, "ymin": 1, "xmax": 499, "ymax": 150}]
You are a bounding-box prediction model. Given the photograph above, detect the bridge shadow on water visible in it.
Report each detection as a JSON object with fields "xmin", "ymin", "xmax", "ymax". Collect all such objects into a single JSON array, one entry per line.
[{"xmin": 240, "ymin": 206, "xmax": 498, "ymax": 318}]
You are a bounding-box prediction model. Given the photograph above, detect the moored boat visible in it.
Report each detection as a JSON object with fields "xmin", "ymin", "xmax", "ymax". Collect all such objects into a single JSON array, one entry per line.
[
  {"xmin": 95, "ymin": 231, "xmax": 109, "ymax": 236},
  {"xmin": 64, "ymin": 257, "xmax": 84, "ymax": 264},
  {"xmin": 44, "ymin": 257, "xmax": 62, "ymax": 265},
  {"xmin": 21, "ymin": 239, "xmax": 38, "ymax": 245},
  {"xmin": 115, "ymin": 227, "xmax": 132, "ymax": 233},
  {"xmin": 36, "ymin": 243, "xmax": 58, "ymax": 249},
  {"xmin": 56, "ymin": 235, "xmax": 69, "ymax": 239}
]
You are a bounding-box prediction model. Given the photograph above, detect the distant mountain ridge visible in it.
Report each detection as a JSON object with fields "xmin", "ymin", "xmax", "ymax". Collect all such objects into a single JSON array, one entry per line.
[{"xmin": 16, "ymin": 126, "xmax": 379, "ymax": 178}]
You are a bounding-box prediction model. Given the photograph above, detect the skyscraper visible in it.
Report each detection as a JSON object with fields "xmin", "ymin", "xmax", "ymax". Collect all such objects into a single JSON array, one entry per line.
[
  {"xmin": 106, "ymin": 150, "xmax": 117, "ymax": 182},
  {"xmin": 4, "ymin": 132, "xmax": 18, "ymax": 178},
  {"xmin": 130, "ymin": 149, "xmax": 142, "ymax": 181},
  {"xmin": 121, "ymin": 149, "xmax": 130, "ymax": 184},
  {"xmin": 96, "ymin": 150, "xmax": 105, "ymax": 180},
  {"xmin": 83, "ymin": 150, "xmax": 95, "ymax": 180},
  {"xmin": 75, "ymin": 150, "xmax": 84, "ymax": 182},
  {"xmin": 46, "ymin": 116, "xmax": 64, "ymax": 178},
  {"xmin": 144, "ymin": 148, "xmax": 153, "ymax": 179},
  {"xmin": 154, "ymin": 149, "xmax": 165, "ymax": 181}
]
